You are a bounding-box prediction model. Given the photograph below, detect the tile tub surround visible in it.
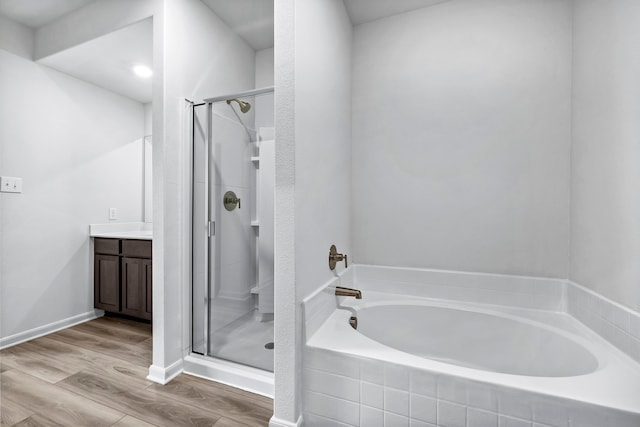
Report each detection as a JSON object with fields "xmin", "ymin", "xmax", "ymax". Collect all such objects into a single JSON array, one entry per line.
[
  {"xmin": 302, "ymin": 265, "xmax": 640, "ymax": 427},
  {"xmin": 567, "ymin": 281, "xmax": 640, "ymax": 364},
  {"xmin": 89, "ymin": 222, "xmax": 153, "ymax": 240},
  {"xmin": 302, "ymin": 349, "xmax": 640, "ymax": 427}
]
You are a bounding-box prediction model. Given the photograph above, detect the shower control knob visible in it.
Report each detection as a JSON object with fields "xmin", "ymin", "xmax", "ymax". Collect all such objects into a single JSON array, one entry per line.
[{"xmin": 223, "ymin": 191, "xmax": 241, "ymax": 211}]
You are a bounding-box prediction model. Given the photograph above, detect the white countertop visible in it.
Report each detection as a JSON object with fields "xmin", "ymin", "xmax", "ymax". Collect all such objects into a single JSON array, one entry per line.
[{"xmin": 89, "ymin": 222, "xmax": 153, "ymax": 240}]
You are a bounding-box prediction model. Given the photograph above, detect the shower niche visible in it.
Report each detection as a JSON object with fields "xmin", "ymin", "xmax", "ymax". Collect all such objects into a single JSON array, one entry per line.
[{"xmin": 191, "ymin": 87, "xmax": 275, "ymax": 373}]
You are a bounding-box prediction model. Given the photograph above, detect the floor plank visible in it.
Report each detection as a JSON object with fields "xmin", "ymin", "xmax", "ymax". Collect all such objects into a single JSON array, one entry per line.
[
  {"xmin": 1, "ymin": 370, "xmax": 124, "ymax": 426},
  {"xmin": 99, "ymin": 315, "xmax": 152, "ymax": 336},
  {"xmin": 213, "ymin": 418, "xmax": 256, "ymax": 427},
  {"xmin": 11, "ymin": 414, "xmax": 64, "ymax": 427},
  {"xmin": 147, "ymin": 375, "xmax": 272, "ymax": 426},
  {"xmin": 110, "ymin": 415, "xmax": 158, "ymax": 427},
  {"xmin": 18, "ymin": 337, "xmax": 151, "ymax": 389},
  {"xmin": 46, "ymin": 328, "xmax": 152, "ymax": 367},
  {"xmin": 0, "ymin": 396, "xmax": 33, "ymax": 427},
  {"xmin": 72, "ymin": 319, "xmax": 150, "ymax": 345},
  {"xmin": 1, "ymin": 345, "xmax": 78, "ymax": 384},
  {"xmin": 58, "ymin": 371, "xmax": 223, "ymax": 427},
  {"xmin": 0, "ymin": 316, "xmax": 273, "ymax": 427},
  {"xmin": 183, "ymin": 374, "xmax": 273, "ymax": 408}
]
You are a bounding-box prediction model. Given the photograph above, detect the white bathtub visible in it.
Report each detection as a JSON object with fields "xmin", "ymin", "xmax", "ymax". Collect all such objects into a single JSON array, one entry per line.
[
  {"xmin": 355, "ymin": 303, "xmax": 598, "ymax": 378},
  {"xmin": 302, "ymin": 266, "xmax": 640, "ymax": 427}
]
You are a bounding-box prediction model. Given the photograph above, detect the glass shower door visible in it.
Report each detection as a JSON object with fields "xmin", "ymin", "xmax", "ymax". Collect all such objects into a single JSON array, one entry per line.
[{"xmin": 192, "ymin": 89, "xmax": 274, "ymax": 372}]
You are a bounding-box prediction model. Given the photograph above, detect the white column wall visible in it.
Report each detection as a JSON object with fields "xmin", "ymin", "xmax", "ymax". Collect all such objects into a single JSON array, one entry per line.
[
  {"xmin": 149, "ymin": 0, "xmax": 256, "ymax": 382},
  {"xmin": 272, "ymin": 0, "xmax": 352, "ymax": 425}
]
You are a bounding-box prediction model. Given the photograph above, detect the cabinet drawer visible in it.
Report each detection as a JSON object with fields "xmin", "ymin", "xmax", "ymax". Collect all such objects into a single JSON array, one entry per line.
[
  {"xmin": 122, "ymin": 239, "xmax": 152, "ymax": 258},
  {"xmin": 94, "ymin": 238, "xmax": 120, "ymax": 255}
]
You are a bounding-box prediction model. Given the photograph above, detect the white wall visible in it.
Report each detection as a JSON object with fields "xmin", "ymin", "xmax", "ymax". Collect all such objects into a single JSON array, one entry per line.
[
  {"xmin": 0, "ymin": 47, "xmax": 144, "ymax": 342},
  {"xmin": 571, "ymin": 0, "xmax": 640, "ymax": 312},
  {"xmin": 271, "ymin": 0, "xmax": 352, "ymax": 424},
  {"xmin": 351, "ymin": 0, "xmax": 572, "ymax": 278},
  {"xmin": 255, "ymin": 47, "xmax": 274, "ymax": 130},
  {"xmin": 0, "ymin": 14, "xmax": 34, "ymax": 60},
  {"xmin": 150, "ymin": 0, "xmax": 256, "ymax": 381},
  {"xmin": 296, "ymin": 0, "xmax": 352, "ymax": 299},
  {"xmin": 34, "ymin": 0, "xmax": 156, "ymax": 59}
]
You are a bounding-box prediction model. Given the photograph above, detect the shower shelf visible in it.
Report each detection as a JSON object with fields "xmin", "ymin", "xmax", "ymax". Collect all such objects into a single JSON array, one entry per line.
[{"xmin": 251, "ymin": 221, "xmax": 260, "ymax": 227}]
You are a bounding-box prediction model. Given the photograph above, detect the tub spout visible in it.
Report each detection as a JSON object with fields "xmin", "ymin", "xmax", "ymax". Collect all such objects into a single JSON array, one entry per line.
[{"xmin": 335, "ymin": 286, "xmax": 362, "ymax": 299}]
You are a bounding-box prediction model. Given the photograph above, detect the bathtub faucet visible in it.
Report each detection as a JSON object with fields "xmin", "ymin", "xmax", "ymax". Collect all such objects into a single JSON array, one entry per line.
[{"xmin": 335, "ymin": 286, "xmax": 362, "ymax": 299}]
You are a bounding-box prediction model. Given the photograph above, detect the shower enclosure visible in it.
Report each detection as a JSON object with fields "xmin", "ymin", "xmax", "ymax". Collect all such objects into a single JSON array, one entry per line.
[{"xmin": 191, "ymin": 87, "xmax": 275, "ymax": 374}]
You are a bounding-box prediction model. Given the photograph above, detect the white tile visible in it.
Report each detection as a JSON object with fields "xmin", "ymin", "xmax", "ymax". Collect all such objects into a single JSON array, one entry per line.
[
  {"xmin": 438, "ymin": 400, "xmax": 466, "ymax": 427},
  {"xmin": 362, "ymin": 382, "xmax": 385, "ymax": 409},
  {"xmin": 385, "ymin": 365, "xmax": 410, "ymax": 390},
  {"xmin": 499, "ymin": 415, "xmax": 531, "ymax": 427},
  {"xmin": 409, "ymin": 420, "xmax": 436, "ymax": 427},
  {"xmin": 630, "ymin": 337, "xmax": 640, "ymax": 363},
  {"xmin": 532, "ymin": 397, "xmax": 568, "ymax": 427},
  {"xmin": 410, "ymin": 394, "xmax": 436, "ymax": 423},
  {"xmin": 600, "ymin": 302, "xmax": 615, "ymax": 324},
  {"xmin": 438, "ymin": 376, "xmax": 468, "ymax": 404},
  {"xmin": 304, "ymin": 369, "xmax": 359, "ymax": 402},
  {"xmin": 304, "ymin": 412, "xmax": 355, "ymax": 427},
  {"xmin": 410, "ymin": 370, "xmax": 437, "ymax": 397},
  {"xmin": 497, "ymin": 391, "xmax": 532, "ymax": 421},
  {"xmin": 385, "ymin": 387, "xmax": 410, "ymax": 416},
  {"xmin": 611, "ymin": 307, "xmax": 630, "ymax": 332},
  {"xmin": 467, "ymin": 408, "xmax": 498, "ymax": 427},
  {"xmin": 361, "ymin": 405, "xmax": 384, "ymax": 426},
  {"xmin": 629, "ymin": 315, "xmax": 640, "ymax": 340},
  {"xmin": 304, "ymin": 349, "xmax": 360, "ymax": 379},
  {"xmin": 385, "ymin": 411, "xmax": 409, "ymax": 427},
  {"xmin": 304, "ymin": 391, "xmax": 360, "ymax": 426},
  {"xmin": 361, "ymin": 359, "xmax": 384, "ymax": 384},
  {"xmin": 466, "ymin": 382, "xmax": 498, "ymax": 412}
]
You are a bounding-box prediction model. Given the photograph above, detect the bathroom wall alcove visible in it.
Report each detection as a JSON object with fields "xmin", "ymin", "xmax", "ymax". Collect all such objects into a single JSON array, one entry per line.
[{"xmin": 271, "ymin": 0, "xmax": 640, "ymax": 425}]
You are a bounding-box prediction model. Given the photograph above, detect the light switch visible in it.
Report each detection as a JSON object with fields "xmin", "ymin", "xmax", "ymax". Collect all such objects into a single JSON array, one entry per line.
[
  {"xmin": 0, "ymin": 176, "xmax": 22, "ymax": 193},
  {"xmin": 109, "ymin": 207, "xmax": 118, "ymax": 220}
]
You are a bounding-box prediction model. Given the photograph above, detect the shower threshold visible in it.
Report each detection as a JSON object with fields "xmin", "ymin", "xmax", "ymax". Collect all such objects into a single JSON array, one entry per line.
[{"xmin": 182, "ymin": 353, "xmax": 274, "ymax": 398}]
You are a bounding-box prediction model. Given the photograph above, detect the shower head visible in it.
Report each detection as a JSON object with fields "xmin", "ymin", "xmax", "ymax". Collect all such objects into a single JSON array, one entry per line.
[{"xmin": 226, "ymin": 98, "xmax": 251, "ymax": 113}]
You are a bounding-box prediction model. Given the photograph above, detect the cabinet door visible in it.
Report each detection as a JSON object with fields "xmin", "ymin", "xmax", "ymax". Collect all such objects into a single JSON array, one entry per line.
[
  {"xmin": 121, "ymin": 257, "xmax": 146, "ymax": 319},
  {"xmin": 143, "ymin": 259, "xmax": 152, "ymax": 320},
  {"xmin": 94, "ymin": 254, "xmax": 120, "ymax": 312}
]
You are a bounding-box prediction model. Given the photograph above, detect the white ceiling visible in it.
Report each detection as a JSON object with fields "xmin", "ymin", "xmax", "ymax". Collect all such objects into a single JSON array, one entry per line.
[
  {"xmin": 201, "ymin": 0, "xmax": 274, "ymax": 51},
  {"xmin": 344, "ymin": 0, "xmax": 452, "ymax": 25},
  {"xmin": 0, "ymin": 0, "xmax": 95, "ymax": 28},
  {"xmin": 38, "ymin": 18, "xmax": 153, "ymax": 103}
]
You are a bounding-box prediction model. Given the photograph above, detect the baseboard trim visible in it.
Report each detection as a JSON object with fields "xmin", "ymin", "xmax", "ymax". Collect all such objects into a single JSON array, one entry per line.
[
  {"xmin": 0, "ymin": 309, "xmax": 104, "ymax": 350},
  {"xmin": 269, "ymin": 415, "xmax": 303, "ymax": 427},
  {"xmin": 147, "ymin": 359, "xmax": 183, "ymax": 385}
]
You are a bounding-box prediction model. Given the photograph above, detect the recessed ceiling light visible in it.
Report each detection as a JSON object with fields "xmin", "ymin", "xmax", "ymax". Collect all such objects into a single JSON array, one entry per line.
[{"xmin": 133, "ymin": 65, "xmax": 153, "ymax": 78}]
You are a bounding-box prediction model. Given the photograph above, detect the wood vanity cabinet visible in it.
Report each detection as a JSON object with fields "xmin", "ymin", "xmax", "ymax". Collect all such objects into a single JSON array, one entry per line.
[{"xmin": 94, "ymin": 238, "xmax": 152, "ymax": 321}]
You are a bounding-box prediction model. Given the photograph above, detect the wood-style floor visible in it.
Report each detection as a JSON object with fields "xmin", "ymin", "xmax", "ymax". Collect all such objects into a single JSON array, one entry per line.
[{"xmin": 0, "ymin": 316, "xmax": 273, "ymax": 426}]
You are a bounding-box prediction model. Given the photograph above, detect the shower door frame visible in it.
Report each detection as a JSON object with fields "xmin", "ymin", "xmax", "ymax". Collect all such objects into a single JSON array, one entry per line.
[{"xmin": 190, "ymin": 86, "xmax": 275, "ymax": 361}]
